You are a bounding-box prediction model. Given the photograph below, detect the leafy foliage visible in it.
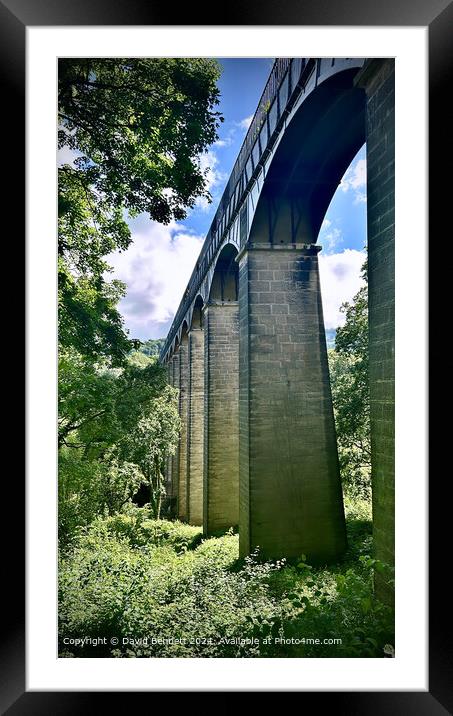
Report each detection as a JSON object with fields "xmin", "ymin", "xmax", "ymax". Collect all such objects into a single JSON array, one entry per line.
[
  {"xmin": 119, "ymin": 387, "xmax": 181, "ymax": 518},
  {"xmin": 59, "ymin": 506, "xmax": 394, "ymax": 658},
  {"xmin": 329, "ymin": 262, "xmax": 371, "ymax": 498},
  {"xmin": 59, "ymin": 452, "xmax": 143, "ymax": 545},
  {"xmin": 57, "ymin": 285, "xmax": 129, "ymax": 366},
  {"xmin": 137, "ymin": 338, "xmax": 165, "ymax": 358},
  {"xmin": 58, "ymin": 348, "xmax": 167, "ymax": 451},
  {"xmin": 58, "ymin": 349, "xmax": 180, "ymax": 545},
  {"xmin": 58, "ymin": 58, "xmax": 222, "ymax": 364},
  {"xmin": 86, "ymin": 507, "xmax": 203, "ymax": 552},
  {"xmin": 59, "ymin": 58, "xmax": 222, "ymax": 223}
]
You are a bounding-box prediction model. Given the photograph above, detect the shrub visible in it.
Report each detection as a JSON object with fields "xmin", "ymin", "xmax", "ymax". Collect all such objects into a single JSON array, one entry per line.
[
  {"xmin": 343, "ymin": 495, "xmax": 372, "ymax": 522},
  {"xmin": 59, "ymin": 506, "xmax": 394, "ymax": 659},
  {"xmin": 59, "ymin": 528, "xmax": 284, "ymax": 657},
  {"xmin": 88, "ymin": 511, "xmax": 203, "ymax": 552},
  {"xmin": 138, "ymin": 519, "xmax": 203, "ymax": 552},
  {"xmin": 58, "ymin": 452, "xmax": 143, "ymax": 549}
]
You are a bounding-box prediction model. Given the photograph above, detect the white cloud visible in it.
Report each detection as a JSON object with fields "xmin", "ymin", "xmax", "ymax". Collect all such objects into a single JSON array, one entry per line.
[
  {"xmin": 350, "ymin": 158, "xmax": 367, "ymax": 189},
  {"xmin": 340, "ymin": 157, "xmax": 367, "ymax": 204},
  {"xmin": 198, "ymin": 150, "xmax": 219, "ymax": 191},
  {"xmin": 195, "ymin": 149, "xmax": 228, "ymax": 211},
  {"xmin": 318, "ymin": 218, "xmax": 344, "ymax": 254},
  {"xmin": 322, "ymin": 227, "xmax": 343, "ymax": 253},
  {"xmin": 106, "ymin": 219, "xmax": 204, "ymax": 340},
  {"xmin": 214, "ymin": 137, "xmax": 233, "ymax": 148},
  {"xmin": 238, "ymin": 115, "xmax": 253, "ymax": 131},
  {"xmin": 318, "ymin": 249, "xmax": 366, "ymax": 329},
  {"xmin": 213, "ymin": 123, "xmax": 238, "ymax": 149},
  {"xmin": 353, "ymin": 191, "xmax": 367, "ymax": 205}
]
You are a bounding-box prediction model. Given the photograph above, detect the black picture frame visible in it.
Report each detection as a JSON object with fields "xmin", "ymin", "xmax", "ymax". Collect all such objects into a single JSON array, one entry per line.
[{"xmin": 4, "ymin": 0, "xmax": 452, "ymax": 711}]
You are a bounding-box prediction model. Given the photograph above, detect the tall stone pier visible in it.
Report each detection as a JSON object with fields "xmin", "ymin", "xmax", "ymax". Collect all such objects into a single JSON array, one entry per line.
[
  {"xmin": 187, "ymin": 327, "xmax": 204, "ymax": 525},
  {"xmin": 238, "ymin": 243, "xmax": 346, "ymax": 562},
  {"xmin": 171, "ymin": 351, "xmax": 181, "ymax": 516},
  {"xmin": 177, "ymin": 336, "xmax": 189, "ymax": 521},
  {"xmin": 164, "ymin": 361, "xmax": 174, "ymax": 505},
  {"xmin": 203, "ymin": 301, "xmax": 239, "ymax": 534},
  {"xmin": 355, "ymin": 59, "xmax": 395, "ymax": 604}
]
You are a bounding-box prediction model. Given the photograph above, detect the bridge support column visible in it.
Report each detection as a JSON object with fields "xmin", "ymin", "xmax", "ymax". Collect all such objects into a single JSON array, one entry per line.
[
  {"xmin": 355, "ymin": 59, "xmax": 395, "ymax": 604},
  {"xmin": 187, "ymin": 328, "xmax": 204, "ymax": 525},
  {"xmin": 177, "ymin": 339, "xmax": 189, "ymax": 522},
  {"xmin": 238, "ymin": 243, "xmax": 346, "ymax": 563},
  {"xmin": 203, "ymin": 301, "xmax": 239, "ymax": 534},
  {"xmin": 171, "ymin": 352, "xmax": 181, "ymax": 517},
  {"xmin": 164, "ymin": 361, "xmax": 175, "ymax": 517}
]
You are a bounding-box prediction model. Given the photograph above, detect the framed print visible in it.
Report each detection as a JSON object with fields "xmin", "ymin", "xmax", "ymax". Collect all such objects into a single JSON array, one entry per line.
[{"xmin": 2, "ymin": 0, "xmax": 451, "ymax": 710}]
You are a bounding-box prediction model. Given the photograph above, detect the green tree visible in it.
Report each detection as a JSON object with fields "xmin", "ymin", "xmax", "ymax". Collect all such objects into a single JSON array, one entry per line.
[
  {"xmin": 58, "ymin": 348, "xmax": 166, "ymax": 453},
  {"xmin": 329, "ymin": 262, "xmax": 370, "ymax": 497},
  {"xmin": 58, "ymin": 58, "xmax": 222, "ymax": 364},
  {"xmin": 58, "ymin": 450, "xmax": 143, "ymax": 544},
  {"xmin": 58, "ymin": 349, "xmax": 179, "ymax": 543},
  {"xmin": 137, "ymin": 338, "xmax": 166, "ymax": 358},
  {"xmin": 120, "ymin": 386, "xmax": 181, "ymax": 519}
]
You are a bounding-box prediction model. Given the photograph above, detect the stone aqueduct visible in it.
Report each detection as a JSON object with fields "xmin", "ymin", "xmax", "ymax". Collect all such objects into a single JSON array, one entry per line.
[{"xmin": 160, "ymin": 58, "xmax": 394, "ymax": 598}]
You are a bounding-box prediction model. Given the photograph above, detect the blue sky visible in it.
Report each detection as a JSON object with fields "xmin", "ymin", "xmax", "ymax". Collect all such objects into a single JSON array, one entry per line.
[{"xmin": 102, "ymin": 59, "xmax": 368, "ymax": 340}]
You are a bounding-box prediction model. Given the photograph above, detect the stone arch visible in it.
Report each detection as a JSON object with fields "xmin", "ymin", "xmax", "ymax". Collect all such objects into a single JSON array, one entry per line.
[
  {"xmin": 179, "ymin": 320, "xmax": 189, "ymax": 345},
  {"xmin": 209, "ymin": 243, "xmax": 239, "ymax": 302},
  {"xmin": 190, "ymin": 294, "xmax": 204, "ymax": 329},
  {"xmin": 248, "ymin": 68, "xmax": 366, "ymax": 246}
]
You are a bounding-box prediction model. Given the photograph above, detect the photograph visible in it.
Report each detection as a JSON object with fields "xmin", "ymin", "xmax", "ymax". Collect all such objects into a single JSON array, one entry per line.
[
  {"xmin": 3, "ymin": 1, "xmax": 447, "ymax": 704},
  {"xmin": 57, "ymin": 55, "xmax": 395, "ymax": 659},
  {"xmin": 0, "ymin": 0, "xmax": 449, "ymax": 701}
]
